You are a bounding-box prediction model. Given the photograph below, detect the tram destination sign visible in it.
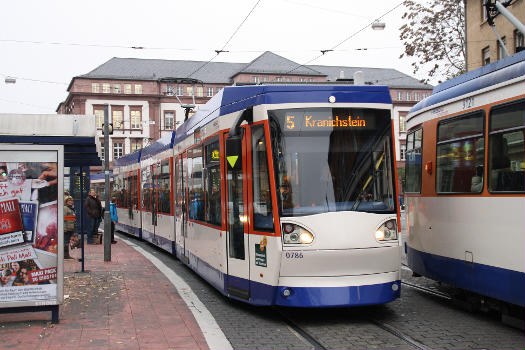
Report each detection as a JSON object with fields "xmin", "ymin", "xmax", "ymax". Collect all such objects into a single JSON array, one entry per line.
[{"xmin": 283, "ymin": 113, "xmax": 375, "ymax": 132}]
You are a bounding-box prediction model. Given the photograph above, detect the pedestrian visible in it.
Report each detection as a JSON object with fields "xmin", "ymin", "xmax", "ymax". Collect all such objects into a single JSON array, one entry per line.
[
  {"xmin": 109, "ymin": 195, "xmax": 118, "ymax": 244},
  {"xmin": 63, "ymin": 195, "xmax": 76, "ymax": 259},
  {"xmin": 85, "ymin": 188, "xmax": 103, "ymax": 244}
]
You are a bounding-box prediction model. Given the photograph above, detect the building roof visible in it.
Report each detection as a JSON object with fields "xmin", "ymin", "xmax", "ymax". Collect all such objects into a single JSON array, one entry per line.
[
  {"xmin": 80, "ymin": 57, "xmax": 245, "ymax": 84},
  {"xmin": 239, "ymin": 51, "xmax": 325, "ymax": 76},
  {"xmin": 309, "ymin": 65, "xmax": 433, "ymax": 89},
  {"xmin": 77, "ymin": 52, "xmax": 432, "ymax": 90}
]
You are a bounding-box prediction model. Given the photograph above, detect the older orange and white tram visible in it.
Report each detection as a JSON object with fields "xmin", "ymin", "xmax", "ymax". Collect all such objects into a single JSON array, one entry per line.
[
  {"xmin": 114, "ymin": 84, "xmax": 402, "ymax": 307},
  {"xmin": 405, "ymin": 51, "xmax": 525, "ymax": 308}
]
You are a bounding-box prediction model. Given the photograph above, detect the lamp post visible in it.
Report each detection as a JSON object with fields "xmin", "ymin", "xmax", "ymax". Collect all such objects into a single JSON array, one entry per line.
[{"xmin": 103, "ymin": 105, "xmax": 112, "ymax": 261}]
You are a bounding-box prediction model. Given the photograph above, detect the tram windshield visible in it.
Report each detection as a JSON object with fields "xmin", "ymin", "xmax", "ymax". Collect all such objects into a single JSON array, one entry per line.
[{"xmin": 269, "ymin": 107, "xmax": 395, "ymax": 217}]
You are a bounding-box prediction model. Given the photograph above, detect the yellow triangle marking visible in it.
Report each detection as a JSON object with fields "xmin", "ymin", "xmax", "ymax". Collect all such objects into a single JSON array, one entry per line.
[{"xmin": 227, "ymin": 156, "xmax": 239, "ymax": 168}]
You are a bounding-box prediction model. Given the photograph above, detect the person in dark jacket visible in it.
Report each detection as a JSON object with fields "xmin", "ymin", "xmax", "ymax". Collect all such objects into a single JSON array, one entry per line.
[{"xmin": 85, "ymin": 189, "xmax": 103, "ymax": 244}]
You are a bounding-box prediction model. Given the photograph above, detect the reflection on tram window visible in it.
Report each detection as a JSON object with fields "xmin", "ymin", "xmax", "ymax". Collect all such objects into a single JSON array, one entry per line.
[
  {"xmin": 251, "ymin": 125, "xmax": 273, "ymax": 230},
  {"xmin": 159, "ymin": 160, "xmax": 171, "ymax": 214},
  {"xmin": 489, "ymin": 100, "xmax": 525, "ymax": 192},
  {"xmin": 405, "ymin": 128, "xmax": 422, "ymax": 193},
  {"xmin": 436, "ymin": 112, "xmax": 484, "ymax": 193},
  {"xmin": 205, "ymin": 140, "xmax": 221, "ymax": 226},
  {"xmin": 189, "ymin": 147, "xmax": 205, "ymax": 221},
  {"xmin": 142, "ymin": 168, "xmax": 152, "ymax": 211},
  {"xmin": 269, "ymin": 108, "xmax": 395, "ymax": 217}
]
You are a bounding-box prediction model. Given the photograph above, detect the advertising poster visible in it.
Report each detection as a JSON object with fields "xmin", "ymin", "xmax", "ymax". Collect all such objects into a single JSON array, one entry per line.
[{"xmin": 0, "ymin": 161, "xmax": 59, "ymax": 303}]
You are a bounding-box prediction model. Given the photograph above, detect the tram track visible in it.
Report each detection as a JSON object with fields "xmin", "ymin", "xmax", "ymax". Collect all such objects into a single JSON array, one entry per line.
[{"xmin": 276, "ymin": 307, "xmax": 433, "ymax": 350}]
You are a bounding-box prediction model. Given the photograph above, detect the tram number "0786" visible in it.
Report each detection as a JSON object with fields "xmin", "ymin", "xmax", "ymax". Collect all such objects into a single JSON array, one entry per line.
[{"xmin": 285, "ymin": 251, "xmax": 304, "ymax": 259}]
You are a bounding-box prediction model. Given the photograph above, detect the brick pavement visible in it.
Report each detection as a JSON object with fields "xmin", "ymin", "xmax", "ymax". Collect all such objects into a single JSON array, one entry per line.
[{"xmin": 0, "ymin": 238, "xmax": 209, "ymax": 350}]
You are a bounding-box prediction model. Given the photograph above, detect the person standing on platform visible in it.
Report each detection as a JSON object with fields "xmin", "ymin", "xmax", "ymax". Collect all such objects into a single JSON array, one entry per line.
[
  {"xmin": 109, "ymin": 196, "xmax": 118, "ymax": 244},
  {"xmin": 63, "ymin": 195, "xmax": 76, "ymax": 259},
  {"xmin": 85, "ymin": 189, "xmax": 103, "ymax": 244}
]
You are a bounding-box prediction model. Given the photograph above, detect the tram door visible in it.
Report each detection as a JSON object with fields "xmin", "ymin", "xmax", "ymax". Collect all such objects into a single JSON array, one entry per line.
[{"xmin": 225, "ymin": 132, "xmax": 250, "ymax": 300}]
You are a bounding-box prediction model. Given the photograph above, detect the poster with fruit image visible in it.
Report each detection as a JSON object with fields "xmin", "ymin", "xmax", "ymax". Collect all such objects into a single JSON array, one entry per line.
[{"xmin": 0, "ymin": 160, "xmax": 59, "ymax": 304}]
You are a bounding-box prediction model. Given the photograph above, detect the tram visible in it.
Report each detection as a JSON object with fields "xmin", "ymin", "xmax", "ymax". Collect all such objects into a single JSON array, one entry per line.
[
  {"xmin": 405, "ymin": 51, "xmax": 525, "ymax": 308},
  {"xmin": 113, "ymin": 84, "xmax": 402, "ymax": 307}
]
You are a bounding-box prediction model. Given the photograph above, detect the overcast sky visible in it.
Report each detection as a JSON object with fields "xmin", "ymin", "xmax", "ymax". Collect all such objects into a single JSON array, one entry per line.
[{"xmin": 0, "ymin": 0, "xmax": 430, "ymax": 114}]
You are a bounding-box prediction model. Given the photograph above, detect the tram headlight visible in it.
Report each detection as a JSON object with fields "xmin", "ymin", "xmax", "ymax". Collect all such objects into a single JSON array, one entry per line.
[
  {"xmin": 375, "ymin": 219, "xmax": 398, "ymax": 241},
  {"xmin": 282, "ymin": 223, "xmax": 314, "ymax": 244}
]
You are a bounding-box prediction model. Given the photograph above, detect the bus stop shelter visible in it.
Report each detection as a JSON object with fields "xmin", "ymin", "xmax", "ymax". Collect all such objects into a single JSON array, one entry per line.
[{"xmin": 0, "ymin": 114, "xmax": 101, "ymax": 322}]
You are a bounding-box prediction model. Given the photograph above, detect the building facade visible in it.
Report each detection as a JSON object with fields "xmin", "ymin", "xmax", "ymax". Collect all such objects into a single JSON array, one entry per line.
[
  {"xmin": 466, "ymin": 0, "xmax": 525, "ymax": 71},
  {"xmin": 57, "ymin": 51, "xmax": 432, "ymax": 193}
]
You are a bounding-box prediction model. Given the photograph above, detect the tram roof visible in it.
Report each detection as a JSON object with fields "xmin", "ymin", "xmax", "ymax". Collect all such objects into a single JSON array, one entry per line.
[
  {"xmin": 113, "ymin": 149, "xmax": 142, "ymax": 167},
  {"xmin": 0, "ymin": 114, "xmax": 102, "ymax": 167},
  {"xmin": 139, "ymin": 132, "xmax": 175, "ymax": 161},
  {"xmin": 173, "ymin": 84, "xmax": 392, "ymax": 145},
  {"xmin": 409, "ymin": 50, "xmax": 525, "ymax": 116}
]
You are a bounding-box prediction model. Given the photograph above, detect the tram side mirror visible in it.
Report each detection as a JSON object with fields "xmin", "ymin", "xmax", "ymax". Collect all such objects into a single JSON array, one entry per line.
[{"xmin": 226, "ymin": 136, "xmax": 242, "ymax": 170}]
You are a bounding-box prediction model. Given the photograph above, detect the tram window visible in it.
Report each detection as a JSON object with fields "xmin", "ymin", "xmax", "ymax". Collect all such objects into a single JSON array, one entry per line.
[
  {"xmin": 132, "ymin": 175, "xmax": 139, "ymax": 210},
  {"xmin": 205, "ymin": 140, "xmax": 221, "ymax": 226},
  {"xmin": 405, "ymin": 128, "xmax": 422, "ymax": 193},
  {"xmin": 175, "ymin": 158, "xmax": 181, "ymax": 217},
  {"xmin": 436, "ymin": 112, "xmax": 485, "ymax": 193},
  {"xmin": 488, "ymin": 100, "xmax": 525, "ymax": 192},
  {"xmin": 142, "ymin": 168, "xmax": 152, "ymax": 211},
  {"xmin": 251, "ymin": 125, "xmax": 273, "ymax": 231},
  {"xmin": 159, "ymin": 160, "xmax": 171, "ymax": 214},
  {"xmin": 189, "ymin": 147, "xmax": 205, "ymax": 221}
]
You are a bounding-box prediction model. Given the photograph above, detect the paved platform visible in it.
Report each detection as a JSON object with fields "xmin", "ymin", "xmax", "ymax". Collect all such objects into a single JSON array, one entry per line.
[{"xmin": 0, "ymin": 237, "xmax": 209, "ymax": 350}]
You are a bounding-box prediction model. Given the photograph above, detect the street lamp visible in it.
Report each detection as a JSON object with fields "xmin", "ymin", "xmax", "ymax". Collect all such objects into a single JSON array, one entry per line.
[{"xmin": 371, "ymin": 20, "xmax": 386, "ymax": 30}]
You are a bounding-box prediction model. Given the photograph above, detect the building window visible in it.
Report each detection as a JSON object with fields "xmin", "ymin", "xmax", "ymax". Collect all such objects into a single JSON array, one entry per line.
[
  {"xmin": 276, "ymin": 77, "xmax": 282, "ymax": 82},
  {"xmin": 498, "ymin": 36, "xmax": 507, "ymax": 59},
  {"xmin": 177, "ymin": 86, "xmax": 183, "ymax": 96},
  {"xmin": 196, "ymin": 87, "xmax": 203, "ymax": 97},
  {"xmin": 113, "ymin": 142, "xmax": 124, "ymax": 159},
  {"xmin": 124, "ymin": 84, "xmax": 131, "ymax": 94},
  {"xmin": 414, "ymin": 92, "xmax": 420, "ymax": 101},
  {"xmin": 397, "ymin": 91, "xmax": 403, "ymax": 101},
  {"xmin": 112, "ymin": 109, "xmax": 123, "ymax": 129},
  {"xmin": 113, "ymin": 84, "xmax": 121, "ymax": 94},
  {"xmin": 130, "ymin": 109, "xmax": 141, "ymax": 129},
  {"xmin": 286, "ymin": 77, "xmax": 291, "ymax": 82},
  {"xmin": 482, "ymin": 46, "xmax": 491, "ymax": 66},
  {"xmin": 406, "ymin": 92, "xmax": 411, "ymax": 101},
  {"xmin": 216, "ymin": 87, "xmax": 222, "ymax": 94},
  {"xmin": 186, "ymin": 86, "xmax": 193, "ymax": 96},
  {"xmin": 92, "ymin": 83, "xmax": 99, "ymax": 93},
  {"xmin": 399, "ymin": 115, "xmax": 407, "ymax": 132},
  {"xmin": 400, "ymin": 143, "xmax": 406, "ymax": 161},
  {"xmin": 134, "ymin": 84, "xmax": 142, "ymax": 94},
  {"xmin": 514, "ymin": 30, "xmax": 524, "ymax": 53},
  {"xmin": 100, "ymin": 143, "xmax": 105, "ymax": 161},
  {"xmin": 94, "ymin": 108, "xmax": 104, "ymax": 129},
  {"xmin": 102, "ymin": 83, "xmax": 110, "ymax": 93},
  {"xmin": 253, "ymin": 76, "xmax": 259, "ymax": 83},
  {"xmin": 436, "ymin": 112, "xmax": 485, "ymax": 193},
  {"xmin": 131, "ymin": 139, "xmax": 142, "ymax": 152},
  {"xmin": 263, "ymin": 77, "xmax": 268, "ymax": 82},
  {"xmin": 481, "ymin": 0, "xmax": 488, "ymax": 22},
  {"xmin": 207, "ymin": 87, "xmax": 213, "ymax": 97},
  {"xmin": 164, "ymin": 111, "xmax": 174, "ymax": 130},
  {"xmin": 166, "ymin": 86, "xmax": 175, "ymax": 96}
]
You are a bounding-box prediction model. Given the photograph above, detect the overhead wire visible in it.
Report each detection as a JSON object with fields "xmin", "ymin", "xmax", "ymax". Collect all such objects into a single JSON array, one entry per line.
[
  {"xmin": 280, "ymin": 0, "xmax": 405, "ymax": 76},
  {"xmin": 184, "ymin": 0, "xmax": 262, "ymax": 79}
]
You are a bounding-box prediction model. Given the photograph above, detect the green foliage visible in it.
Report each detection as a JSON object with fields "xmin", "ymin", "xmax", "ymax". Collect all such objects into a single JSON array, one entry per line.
[{"xmin": 399, "ymin": 0, "xmax": 466, "ymax": 82}]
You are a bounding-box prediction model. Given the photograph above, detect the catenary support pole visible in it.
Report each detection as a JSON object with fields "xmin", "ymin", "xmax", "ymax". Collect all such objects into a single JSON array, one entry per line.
[{"xmin": 103, "ymin": 105, "xmax": 111, "ymax": 261}]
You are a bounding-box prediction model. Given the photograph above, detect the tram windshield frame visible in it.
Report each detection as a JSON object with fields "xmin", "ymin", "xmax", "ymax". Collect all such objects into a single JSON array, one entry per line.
[{"xmin": 269, "ymin": 107, "xmax": 396, "ymax": 217}]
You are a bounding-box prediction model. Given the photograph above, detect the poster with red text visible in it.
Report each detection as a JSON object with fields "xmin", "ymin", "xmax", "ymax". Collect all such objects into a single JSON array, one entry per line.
[{"xmin": 0, "ymin": 161, "xmax": 58, "ymax": 303}]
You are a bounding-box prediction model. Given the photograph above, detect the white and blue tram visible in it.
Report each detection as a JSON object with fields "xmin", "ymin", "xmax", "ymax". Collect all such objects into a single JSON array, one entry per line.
[
  {"xmin": 405, "ymin": 51, "xmax": 525, "ymax": 308},
  {"xmin": 113, "ymin": 84, "xmax": 402, "ymax": 307}
]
